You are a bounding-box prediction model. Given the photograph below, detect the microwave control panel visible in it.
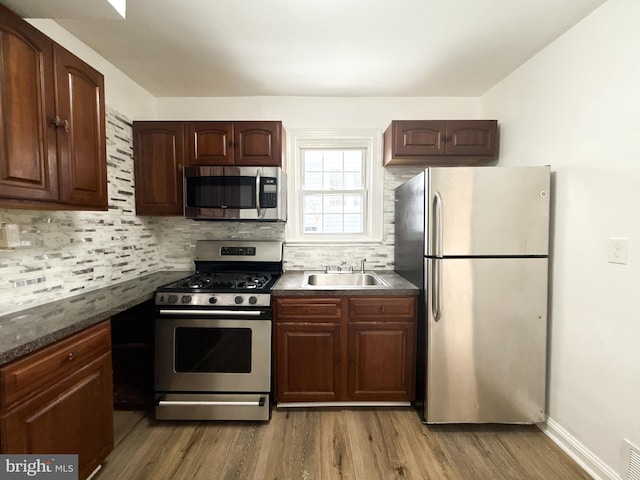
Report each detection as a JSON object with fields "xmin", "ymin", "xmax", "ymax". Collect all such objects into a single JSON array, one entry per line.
[{"xmin": 260, "ymin": 177, "xmax": 278, "ymax": 208}]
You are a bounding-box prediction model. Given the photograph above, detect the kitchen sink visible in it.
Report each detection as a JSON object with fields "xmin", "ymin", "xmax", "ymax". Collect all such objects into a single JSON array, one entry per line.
[{"xmin": 301, "ymin": 272, "xmax": 388, "ymax": 288}]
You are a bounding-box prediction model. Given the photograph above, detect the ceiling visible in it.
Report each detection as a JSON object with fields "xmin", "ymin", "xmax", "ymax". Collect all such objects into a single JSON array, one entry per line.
[{"xmin": 2, "ymin": 0, "xmax": 608, "ymax": 97}]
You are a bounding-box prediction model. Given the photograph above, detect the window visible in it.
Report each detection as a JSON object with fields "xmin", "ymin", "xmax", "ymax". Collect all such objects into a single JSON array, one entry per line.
[{"xmin": 286, "ymin": 129, "xmax": 383, "ymax": 244}]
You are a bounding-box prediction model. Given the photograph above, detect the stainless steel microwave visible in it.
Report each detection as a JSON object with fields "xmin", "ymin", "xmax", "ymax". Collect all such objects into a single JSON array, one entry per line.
[{"xmin": 184, "ymin": 166, "xmax": 287, "ymax": 221}]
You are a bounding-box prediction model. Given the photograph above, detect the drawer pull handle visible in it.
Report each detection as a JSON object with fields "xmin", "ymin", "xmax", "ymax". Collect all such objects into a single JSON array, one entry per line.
[
  {"xmin": 380, "ymin": 306, "xmax": 385, "ymax": 313},
  {"xmin": 67, "ymin": 350, "xmax": 81, "ymax": 360}
]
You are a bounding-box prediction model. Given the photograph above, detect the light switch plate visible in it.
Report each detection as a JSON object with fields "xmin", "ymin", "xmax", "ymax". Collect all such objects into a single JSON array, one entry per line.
[{"xmin": 608, "ymin": 237, "xmax": 629, "ymax": 264}]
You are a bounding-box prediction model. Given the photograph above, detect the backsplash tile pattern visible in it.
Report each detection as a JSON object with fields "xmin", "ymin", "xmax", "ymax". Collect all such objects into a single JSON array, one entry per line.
[
  {"xmin": 0, "ymin": 107, "xmax": 169, "ymax": 315},
  {"xmin": 0, "ymin": 106, "xmax": 419, "ymax": 315}
]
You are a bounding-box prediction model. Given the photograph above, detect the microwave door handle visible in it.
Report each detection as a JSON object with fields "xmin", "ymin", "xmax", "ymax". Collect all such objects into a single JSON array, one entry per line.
[{"xmin": 255, "ymin": 169, "xmax": 263, "ymax": 217}]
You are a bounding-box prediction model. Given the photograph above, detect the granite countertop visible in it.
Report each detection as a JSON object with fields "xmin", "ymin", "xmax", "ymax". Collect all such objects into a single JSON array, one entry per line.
[
  {"xmin": 0, "ymin": 270, "xmax": 192, "ymax": 367},
  {"xmin": 272, "ymin": 270, "xmax": 419, "ymax": 296}
]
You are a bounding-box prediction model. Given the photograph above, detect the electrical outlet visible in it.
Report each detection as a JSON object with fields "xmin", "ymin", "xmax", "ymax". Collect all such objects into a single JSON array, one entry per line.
[{"xmin": 608, "ymin": 237, "xmax": 629, "ymax": 265}]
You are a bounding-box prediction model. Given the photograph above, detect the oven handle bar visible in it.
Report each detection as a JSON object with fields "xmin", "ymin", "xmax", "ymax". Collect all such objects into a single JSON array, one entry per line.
[
  {"xmin": 158, "ymin": 309, "xmax": 264, "ymax": 316},
  {"xmin": 158, "ymin": 398, "xmax": 266, "ymax": 407}
]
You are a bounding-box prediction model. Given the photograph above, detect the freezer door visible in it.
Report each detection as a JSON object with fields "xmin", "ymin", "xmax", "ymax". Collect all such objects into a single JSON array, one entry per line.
[
  {"xmin": 426, "ymin": 166, "xmax": 550, "ymax": 257},
  {"xmin": 425, "ymin": 257, "xmax": 548, "ymax": 423}
]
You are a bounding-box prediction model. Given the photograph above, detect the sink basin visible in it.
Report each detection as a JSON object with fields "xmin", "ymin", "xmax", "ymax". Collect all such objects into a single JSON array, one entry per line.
[{"xmin": 301, "ymin": 272, "xmax": 388, "ymax": 288}]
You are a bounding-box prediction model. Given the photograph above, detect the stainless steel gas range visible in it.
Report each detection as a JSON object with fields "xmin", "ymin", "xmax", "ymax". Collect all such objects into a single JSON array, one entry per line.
[{"xmin": 154, "ymin": 240, "xmax": 283, "ymax": 421}]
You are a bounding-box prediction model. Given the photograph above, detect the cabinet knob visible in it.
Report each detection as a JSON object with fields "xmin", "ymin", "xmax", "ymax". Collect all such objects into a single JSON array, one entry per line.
[
  {"xmin": 67, "ymin": 350, "xmax": 80, "ymax": 360},
  {"xmin": 380, "ymin": 305, "xmax": 386, "ymax": 313},
  {"xmin": 51, "ymin": 116, "xmax": 70, "ymax": 133}
]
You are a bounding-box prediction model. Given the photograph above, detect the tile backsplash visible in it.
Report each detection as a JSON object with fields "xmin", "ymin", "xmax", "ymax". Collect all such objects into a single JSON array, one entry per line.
[{"xmin": 0, "ymin": 107, "xmax": 421, "ymax": 315}]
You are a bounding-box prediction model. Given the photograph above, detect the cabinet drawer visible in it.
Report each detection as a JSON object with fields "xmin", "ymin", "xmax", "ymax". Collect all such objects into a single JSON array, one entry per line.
[
  {"xmin": 348, "ymin": 297, "xmax": 416, "ymax": 321},
  {"xmin": 0, "ymin": 321, "xmax": 111, "ymax": 410},
  {"xmin": 274, "ymin": 298, "xmax": 343, "ymax": 322}
]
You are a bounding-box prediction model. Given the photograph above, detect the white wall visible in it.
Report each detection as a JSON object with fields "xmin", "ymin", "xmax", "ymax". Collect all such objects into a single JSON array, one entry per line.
[
  {"xmin": 27, "ymin": 19, "xmax": 157, "ymax": 119},
  {"xmin": 155, "ymin": 95, "xmax": 483, "ymax": 127},
  {"xmin": 482, "ymin": 0, "xmax": 640, "ymax": 477}
]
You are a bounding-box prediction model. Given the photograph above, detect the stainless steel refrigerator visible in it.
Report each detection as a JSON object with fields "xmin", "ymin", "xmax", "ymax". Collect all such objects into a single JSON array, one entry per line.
[{"xmin": 394, "ymin": 166, "xmax": 550, "ymax": 424}]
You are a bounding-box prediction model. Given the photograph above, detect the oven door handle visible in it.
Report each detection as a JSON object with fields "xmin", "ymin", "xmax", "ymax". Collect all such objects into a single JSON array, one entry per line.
[
  {"xmin": 158, "ymin": 309, "xmax": 264, "ymax": 316},
  {"xmin": 158, "ymin": 397, "xmax": 266, "ymax": 407}
]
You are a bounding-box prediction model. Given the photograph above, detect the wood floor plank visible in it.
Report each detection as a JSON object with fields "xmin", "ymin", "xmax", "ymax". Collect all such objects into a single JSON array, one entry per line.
[{"xmin": 95, "ymin": 408, "xmax": 592, "ymax": 480}]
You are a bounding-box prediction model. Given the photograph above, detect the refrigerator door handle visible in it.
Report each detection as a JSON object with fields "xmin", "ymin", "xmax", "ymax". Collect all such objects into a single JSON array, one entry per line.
[
  {"xmin": 432, "ymin": 258, "xmax": 442, "ymax": 321},
  {"xmin": 433, "ymin": 192, "xmax": 443, "ymax": 257}
]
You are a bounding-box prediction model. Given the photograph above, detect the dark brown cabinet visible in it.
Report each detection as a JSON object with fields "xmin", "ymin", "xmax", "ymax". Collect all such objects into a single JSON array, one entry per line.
[
  {"xmin": 53, "ymin": 44, "xmax": 107, "ymax": 209},
  {"xmin": 133, "ymin": 120, "xmax": 283, "ymax": 215},
  {"xmin": 274, "ymin": 297, "xmax": 343, "ymax": 402},
  {"xmin": 111, "ymin": 300, "xmax": 155, "ymax": 409},
  {"xmin": 383, "ymin": 120, "xmax": 498, "ymax": 166},
  {"xmin": 274, "ymin": 296, "xmax": 416, "ymax": 403},
  {"xmin": 347, "ymin": 297, "xmax": 416, "ymax": 401},
  {"xmin": 0, "ymin": 4, "xmax": 106, "ymax": 210},
  {"xmin": 0, "ymin": 321, "xmax": 114, "ymax": 480},
  {"xmin": 187, "ymin": 121, "xmax": 282, "ymax": 166},
  {"xmin": 133, "ymin": 121, "xmax": 185, "ymax": 215}
]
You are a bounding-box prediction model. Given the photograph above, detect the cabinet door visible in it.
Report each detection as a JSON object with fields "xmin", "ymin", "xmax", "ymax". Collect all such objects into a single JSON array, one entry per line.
[
  {"xmin": 348, "ymin": 322, "xmax": 415, "ymax": 401},
  {"xmin": 275, "ymin": 323, "xmax": 342, "ymax": 402},
  {"xmin": 0, "ymin": 5, "xmax": 58, "ymax": 203},
  {"xmin": 1, "ymin": 353, "xmax": 114, "ymax": 480},
  {"xmin": 186, "ymin": 121, "xmax": 234, "ymax": 165},
  {"xmin": 390, "ymin": 120, "xmax": 446, "ymax": 157},
  {"xmin": 53, "ymin": 44, "xmax": 107, "ymax": 209},
  {"xmin": 445, "ymin": 120, "xmax": 498, "ymax": 157},
  {"xmin": 234, "ymin": 121, "xmax": 282, "ymax": 166},
  {"xmin": 133, "ymin": 121, "xmax": 185, "ymax": 215}
]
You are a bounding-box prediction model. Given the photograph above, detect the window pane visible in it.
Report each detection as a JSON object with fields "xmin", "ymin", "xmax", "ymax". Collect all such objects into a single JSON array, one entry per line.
[
  {"xmin": 304, "ymin": 151, "xmax": 323, "ymax": 171},
  {"xmin": 324, "ymin": 151, "xmax": 343, "ymax": 171},
  {"xmin": 305, "ymin": 172, "xmax": 322, "ymax": 189},
  {"xmin": 323, "ymin": 194, "xmax": 344, "ymax": 214},
  {"xmin": 323, "ymin": 214, "xmax": 343, "ymax": 233},
  {"xmin": 344, "ymin": 172, "xmax": 362, "ymax": 189},
  {"xmin": 304, "ymin": 214, "xmax": 322, "ymax": 233},
  {"xmin": 344, "ymin": 194, "xmax": 362, "ymax": 213},
  {"xmin": 344, "ymin": 150, "xmax": 362, "ymax": 171},
  {"xmin": 325, "ymin": 172, "xmax": 343, "ymax": 189},
  {"xmin": 299, "ymin": 146, "xmax": 367, "ymax": 237},
  {"xmin": 344, "ymin": 214, "xmax": 362, "ymax": 233},
  {"xmin": 304, "ymin": 194, "xmax": 323, "ymax": 214}
]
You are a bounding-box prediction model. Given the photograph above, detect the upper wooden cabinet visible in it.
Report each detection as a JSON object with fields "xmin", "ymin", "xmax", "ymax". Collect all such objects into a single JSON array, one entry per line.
[
  {"xmin": 187, "ymin": 121, "xmax": 283, "ymax": 166},
  {"xmin": 133, "ymin": 121, "xmax": 185, "ymax": 216},
  {"xmin": 0, "ymin": 4, "xmax": 106, "ymax": 210},
  {"xmin": 383, "ymin": 120, "xmax": 498, "ymax": 167},
  {"xmin": 133, "ymin": 120, "xmax": 284, "ymax": 215}
]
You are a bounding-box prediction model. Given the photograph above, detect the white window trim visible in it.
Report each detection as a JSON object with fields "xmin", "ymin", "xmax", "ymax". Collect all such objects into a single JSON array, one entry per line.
[{"xmin": 285, "ymin": 128, "xmax": 384, "ymax": 245}]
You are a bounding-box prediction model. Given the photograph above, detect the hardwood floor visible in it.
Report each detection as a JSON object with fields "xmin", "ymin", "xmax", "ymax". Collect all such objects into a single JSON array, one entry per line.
[{"xmin": 95, "ymin": 408, "xmax": 591, "ymax": 480}]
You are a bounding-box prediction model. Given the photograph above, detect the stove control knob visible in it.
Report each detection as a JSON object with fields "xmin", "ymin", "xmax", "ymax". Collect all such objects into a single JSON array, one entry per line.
[
  {"xmin": 168, "ymin": 295, "xmax": 178, "ymax": 304},
  {"xmin": 234, "ymin": 296, "xmax": 244, "ymax": 305},
  {"xmin": 248, "ymin": 296, "xmax": 258, "ymax": 305},
  {"xmin": 181, "ymin": 295, "xmax": 192, "ymax": 304},
  {"xmin": 208, "ymin": 296, "xmax": 217, "ymax": 304}
]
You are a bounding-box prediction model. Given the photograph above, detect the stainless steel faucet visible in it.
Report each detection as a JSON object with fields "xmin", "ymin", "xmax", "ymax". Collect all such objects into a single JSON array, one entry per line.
[{"xmin": 359, "ymin": 258, "xmax": 367, "ymax": 273}]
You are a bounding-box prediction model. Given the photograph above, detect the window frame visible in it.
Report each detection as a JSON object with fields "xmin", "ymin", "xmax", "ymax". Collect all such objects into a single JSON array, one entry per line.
[{"xmin": 285, "ymin": 128, "xmax": 384, "ymax": 245}]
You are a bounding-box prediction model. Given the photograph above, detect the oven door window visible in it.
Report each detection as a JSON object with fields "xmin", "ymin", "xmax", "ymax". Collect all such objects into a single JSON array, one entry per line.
[
  {"xmin": 187, "ymin": 176, "xmax": 256, "ymax": 209},
  {"xmin": 174, "ymin": 327, "xmax": 251, "ymax": 373}
]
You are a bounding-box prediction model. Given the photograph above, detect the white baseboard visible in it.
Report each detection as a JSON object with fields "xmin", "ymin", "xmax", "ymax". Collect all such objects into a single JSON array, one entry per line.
[{"xmin": 539, "ymin": 416, "xmax": 621, "ymax": 480}]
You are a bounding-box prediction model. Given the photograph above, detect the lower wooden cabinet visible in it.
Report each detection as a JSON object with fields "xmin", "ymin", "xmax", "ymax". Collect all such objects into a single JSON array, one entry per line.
[
  {"xmin": 0, "ymin": 321, "xmax": 114, "ymax": 480},
  {"xmin": 348, "ymin": 322, "xmax": 415, "ymax": 401},
  {"xmin": 274, "ymin": 296, "xmax": 416, "ymax": 403},
  {"xmin": 276, "ymin": 323, "xmax": 342, "ymax": 402}
]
